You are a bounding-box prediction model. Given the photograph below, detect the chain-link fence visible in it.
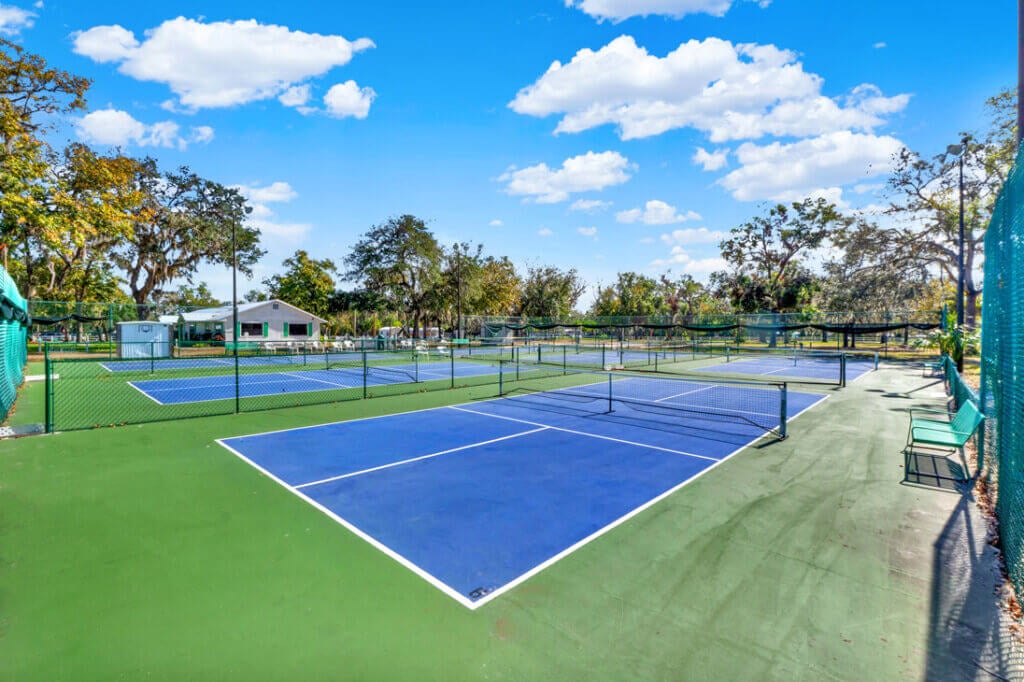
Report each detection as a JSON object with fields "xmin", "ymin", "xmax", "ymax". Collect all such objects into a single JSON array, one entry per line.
[
  {"xmin": 979, "ymin": 146, "xmax": 1024, "ymax": 601},
  {"xmin": 44, "ymin": 345, "xmax": 523, "ymax": 432},
  {"xmin": 1, "ymin": 265, "xmax": 28, "ymax": 421}
]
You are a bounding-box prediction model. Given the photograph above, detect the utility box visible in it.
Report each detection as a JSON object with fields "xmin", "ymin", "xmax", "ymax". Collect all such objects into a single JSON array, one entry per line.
[{"xmin": 117, "ymin": 321, "xmax": 173, "ymax": 359}]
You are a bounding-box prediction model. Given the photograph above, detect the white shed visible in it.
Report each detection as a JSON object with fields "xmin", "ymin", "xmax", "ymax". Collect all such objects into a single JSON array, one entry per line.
[
  {"xmin": 117, "ymin": 321, "xmax": 173, "ymax": 359},
  {"xmin": 180, "ymin": 300, "xmax": 327, "ymax": 345}
]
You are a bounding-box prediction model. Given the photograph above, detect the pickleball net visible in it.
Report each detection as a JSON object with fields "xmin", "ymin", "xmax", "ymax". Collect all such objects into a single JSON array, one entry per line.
[{"xmin": 497, "ymin": 362, "xmax": 789, "ymax": 438}]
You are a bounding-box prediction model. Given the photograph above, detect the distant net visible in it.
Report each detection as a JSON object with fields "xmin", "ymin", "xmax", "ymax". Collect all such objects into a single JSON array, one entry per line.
[{"xmin": 500, "ymin": 362, "xmax": 787, "ymax": 438}]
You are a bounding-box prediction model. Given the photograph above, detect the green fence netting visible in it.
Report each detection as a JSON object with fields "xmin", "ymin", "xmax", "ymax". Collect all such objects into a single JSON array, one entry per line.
[
  {"xmin": 0, "ymin": 263, "xmax": 28, "ymax": 422},
  {"xmin": 980, "ymin": 145, "xmax": 1024, "ymax": 601}
]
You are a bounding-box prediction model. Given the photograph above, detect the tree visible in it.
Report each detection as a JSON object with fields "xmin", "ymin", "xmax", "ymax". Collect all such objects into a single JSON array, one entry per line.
[
  {"xmin": 0, "ymin": 38, "xmax": 91, "ymax": 296},
  {"xmin": 818, "ymin": 217, "xmax": 931, "ymax": 311},
  {"xmin": 31, "ymin": 144, "xmax": 146, "ymax": 301},
  {"xmin": 344, "ymin": 215, "xmax": 443, "ymax": 338},
  {"xmin": 158, "ymin": 282, "xmax": 222, "ymax": 310},
  {"xmin": 589, "ymin": 272, "xmax": 661, "ymax": 316},
  {"xmin": 263, "ymin": 250, "xmax": 337, "ymax": 317},
  {"xmin": 472, "ymin": 256, "xmax": 521, "ymax": 316},
  {"xmin": 519, "ymin": 266, "xmax": 586, "ymax": 318},
  {"xmin": 883, "ymin": 90, "xmax": 1015, "ymax": 327},
  {"xmin": 658, "ymin": 274, "xmax": 730, "ymax": 316},
  {"xmin": 716, "ymin": 197, "xmax": 846, "ymax": 312},
  {"xmin": 244, "ymin": 289, "xmax": 268, "ymax": 303},
  {"xmin": 110, "ymin": 160, "xmax": 264, "ymax": 318}
]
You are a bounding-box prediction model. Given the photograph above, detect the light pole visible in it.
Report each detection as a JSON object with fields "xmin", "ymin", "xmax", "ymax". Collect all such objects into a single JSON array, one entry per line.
[
  {"xmin": 454, "ymin": 244, "xmax": 463, "ymax": 340},
  {"xmin": 946, "ymin": 142, "xmax": 966, "ymax": 371},
  {"xmin": 231, "ymin": 218, "xmax": 239, "ymax": 414}
]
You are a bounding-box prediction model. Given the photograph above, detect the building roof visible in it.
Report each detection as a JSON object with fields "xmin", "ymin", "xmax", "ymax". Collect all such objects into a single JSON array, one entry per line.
[{"xmin": 180, "ymin": 299, "xmax": 327, "ymax": 324}]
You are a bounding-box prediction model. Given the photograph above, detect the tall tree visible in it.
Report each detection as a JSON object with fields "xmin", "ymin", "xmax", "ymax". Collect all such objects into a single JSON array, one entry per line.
[
  {"xmin": 34, "ymin": 144, "xmax": 146, "ymax": 301},
  {"xmin": 884, "ymin": 90, "xmax": 1015, "ymax": 326},
  {"xmin": 589, "ymin": 272, "xmax": 661, "ymax": 316},
  {"xmin": 519, "ymin": 266, "xmax": 586, "ymax": 318},
  {"xmin": 344, "ymin": 215, "xmax": 443, "ymax": 337},
  {"xmin": 263, "ymin": 250, "xmax": 337, "ymax": 317},
  {"xmin": 157, "ymin": 282, "xmax": 222, "ymax": 310},
  {"xmin": 0, "ymin": 38, "xmax": 91, "ymax": 296},
  {"xmin": 716, "ymin": 197, "xmax": 846, "ymax": 312},
  {"xmin": 110, "ymin": 160, "xmax": 264, "ymax": 318}
]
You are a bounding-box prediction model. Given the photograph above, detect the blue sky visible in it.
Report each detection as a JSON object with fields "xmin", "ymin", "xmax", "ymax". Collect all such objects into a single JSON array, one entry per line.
[{"xmin": 1, "ymin": 0, "xmax": 1016, "ymax": 305}]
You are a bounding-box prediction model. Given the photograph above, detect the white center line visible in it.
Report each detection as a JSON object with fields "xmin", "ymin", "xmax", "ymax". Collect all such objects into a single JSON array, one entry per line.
[{"xmin": 294, "ymin": 426, "xmax": 549, "ymax": 489}]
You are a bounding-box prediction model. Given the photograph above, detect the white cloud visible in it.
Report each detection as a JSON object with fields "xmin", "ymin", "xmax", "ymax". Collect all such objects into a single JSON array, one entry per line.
[
  {"xmin": 719, "ymin": 130, "xmax": 904, "ymax": 202},
  {"xmin": 190, "ymin": 125, "xmax": 215, "ymax": 144},
  {"xmin": 509, "ymin": 36, "xmax": 909, "ymax": 142},
  {"xmin": 660, "ymin": 227, "xmax": 727, "ymax": 245},
  {"xmin": 639, "ymin": 237, "xmax": 655, "ymax": 244},
  {"xmin": 233, "ymin": 181, "xmax": 311, "ymax": 241},
  {"xmin": 75, "ymin": 109, "xmax": 213, "ymax": 149},
  {"xmin": 0, "ymin": 3, "xmax": 34, "ymax": 35},
  {"xmin": 616, "ymin": 199, "xmax": 700, "ymax": 225},
  {"xmin": 873, "ymin": 42, "xmax": 887, "ymax": 49},
  {"xmin": 500, "ymin": 150, "xmax": 635, "ymax": 203},
  {"xmin": 234, "ymin": 181, "xmax": 298, "ymax": 204},
  {"xmin": 488, "ymin": 219, "xmax": 504, "ymax": 227},
  {"xmin": 278, "ymin": 84, "xmax": 312, "ymax": 108},
  {"xmin": 652, "ymin": 245, "xmax": 691, "ymax": 266},
  {"xmin": 570, "ymin": 198, "xmax": 612, "ymax": 212},
  {"xmin": 538, "ymin": 228, "xmax": 553, "ymax": 237},
  {"xmin": 693, "ymin": 147, "xmax": 728, "ymax": 171},
  {"xmin": 565, "ymin": 0, "xmax": 767, "ymax": 21},
  {"xmin": 852, "ymin": 182, "xmax": 883, "ymax": 195},
  {"xmin": 684, "ymin": 256, "xmax": 729, "ymax": 274},
  {"xmin": 577, "ymin": 226, "xmax": 598, "ymax": 239},
  {"xmin": 650, "ymin": 246, "xmax": 727, "ymax": 274},
  {"xmin": 72, "ymin": 18, "xmax": 374, "ymax": 110},
  {"xmin": 323, "ymin": 80, "xmax": 376, "ymax": 119}
]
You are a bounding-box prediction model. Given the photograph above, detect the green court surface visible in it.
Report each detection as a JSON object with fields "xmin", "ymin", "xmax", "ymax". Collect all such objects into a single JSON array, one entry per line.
[{"xmin": 0, "ymin": 363, "xmax": 1013, "ymax": 680}]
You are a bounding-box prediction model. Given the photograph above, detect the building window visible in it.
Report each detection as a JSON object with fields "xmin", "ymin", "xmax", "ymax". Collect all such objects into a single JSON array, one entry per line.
[
  {"xmin": 288, "ymin": 322, "xmax": 308, "ymax": 336},
  {"xmin": 240, "ymin": 322, "xmax": 263, "ymax": 337}
]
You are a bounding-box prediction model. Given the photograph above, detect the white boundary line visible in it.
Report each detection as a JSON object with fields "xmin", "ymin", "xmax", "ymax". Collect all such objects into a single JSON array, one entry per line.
[
  {"xmin": 294, "ymin": 427, "xmax": 548, "ymax": 489},
  {"xmin": 215, "ymin": 438, "xmax": 481, "ymax": 609},
  {"xmin": 126, "ymin": 380, "xmax": 166, "ymax": 405}
]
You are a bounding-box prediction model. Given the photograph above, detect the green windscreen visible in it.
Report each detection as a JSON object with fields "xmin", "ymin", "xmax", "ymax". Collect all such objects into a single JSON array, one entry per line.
[
  {"xmin": 0, "ymin": 263, "xmax": 28, "ymax": 421},
  {"xmin": 980, "ymin": 145, "xmax": 1024, "ymax": 600}
]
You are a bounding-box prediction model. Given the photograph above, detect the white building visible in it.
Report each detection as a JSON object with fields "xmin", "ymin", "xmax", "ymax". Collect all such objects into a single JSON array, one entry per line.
[{"xmin": 178, "ymin": 300, "xmax": 327, "ymax": 344}]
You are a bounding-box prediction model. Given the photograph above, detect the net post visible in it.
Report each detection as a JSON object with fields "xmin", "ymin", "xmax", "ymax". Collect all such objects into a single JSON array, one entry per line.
[
  {"xmin": 325, "ymin": 348, "xmax": 330, "ymax": 370},
  {"xmin": 654, "ymin": 353, "xmax": 658, "ymax": 373},
  {"xmin": 726, "ymin": 347, "xmax": 731, "ymax": 363},
  {"xmin": 537, "ymin": 345, "xmax": 541, "ymax": 364},
  {"xmin": 607, "ymin": 372, "xmax": 613, "ymax": 413},
  {"xmin": 563, "ymin": 346, "xmax": 567, "ymax": 375},
  {"xmin": 362, "ymin": 350, "xmax": 368, "ymax": 399},
  {"xmin": 415, "ymin": 351, "xmax": 419, "ymax": 383},
  {"xmin": 780, "ymin": 383, "xmax": 788, "ymax": 439},
  {"xmin": 873, "ymin": 351, "xmax": 879, "ymax": 370},
  {"xmin": 601, "ymin": 345, "xmax": 606, "ymax": 368},
  {"xmin": 840, "ymin": 353, "xmax": 847, "ymax": 388},
  {"xmin": 499, "ymin": 360, "xmax": 504, "ymax": 396}
]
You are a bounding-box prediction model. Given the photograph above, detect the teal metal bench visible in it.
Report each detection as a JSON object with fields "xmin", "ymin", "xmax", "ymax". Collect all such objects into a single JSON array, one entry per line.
[{"xmin": 905, "ymin": 400, "xmax": 984, "ymax": 482}]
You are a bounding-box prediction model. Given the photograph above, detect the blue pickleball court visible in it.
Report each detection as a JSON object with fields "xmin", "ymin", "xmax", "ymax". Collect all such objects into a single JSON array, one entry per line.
[{"xmin": 218, "ymin": 376, "xmax": 827, "ymax": 608}]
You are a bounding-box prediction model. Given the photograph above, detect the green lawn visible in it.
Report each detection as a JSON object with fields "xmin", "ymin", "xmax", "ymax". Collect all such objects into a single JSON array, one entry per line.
[{"xmin": 0, "ymin": 361, "xmax": 1005, "ymax": 679}]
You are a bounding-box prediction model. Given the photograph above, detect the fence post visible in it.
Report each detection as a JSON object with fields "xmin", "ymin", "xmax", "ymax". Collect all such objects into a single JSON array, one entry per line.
[
  {"xmin": 44, "ymin": 351, "xmax": 53, "ymax": 433},
  {"xmin": 840, "ymin": 353, "xmax": 847, "ymax": 388},
  {"xmin": 499, "ymin": 360, "xmax": 504, "ymax": 396},
  {"xmin": 362, "ymin": 350, "xmax": 368, "ymax": 399},
  {"xmin": 450, "ymin": 348, "xmax": 455, "ymax": 388},
  {"xmin": 150, "ymin": 341, "xmax": 155, "ymax": 373},
  {"xmin": 234, "ymin": 341, "xmax": 241, "ymax": 414},
  {"xmin": 562, "ymin": 346, "xmax": 567, "ymax": 375}
]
